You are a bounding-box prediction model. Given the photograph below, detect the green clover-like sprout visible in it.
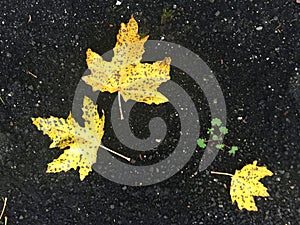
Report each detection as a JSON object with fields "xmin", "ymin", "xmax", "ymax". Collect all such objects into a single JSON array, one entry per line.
[
  {"xmin": 216, "ymin": 144, "xmax": 225, "ymax": 149},
  {"xmin": 207, "ymin": 128, "xmax": 214, "ymax": 134},
  {"xmin": 219, "ymin": 126, "xmax": 228, "ymax": 135},
  {"xmin": 228, "ymin": 146, "xmax": 238, "ymax": 155},
  {"xmin": 211, "ymin": 118, "xmax": 222, "ymax": 126},
  {"xmin": 197, "ymin": 138, "xmax": 207, "ymax": 148},
  {"xmin": 212, "ymin": 135, "xmax": 220, "ymax": 141},
  {"xmin": 197, "ymin": 118, "xmax": 238, "ymax": 155}
]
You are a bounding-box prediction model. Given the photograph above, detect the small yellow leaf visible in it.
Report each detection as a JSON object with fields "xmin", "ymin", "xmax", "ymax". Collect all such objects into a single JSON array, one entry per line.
[
  {"xmin": 32, "ymin": 96, "xmax": 104, "ymax": 181},
  {"xmin": 230, "ymin": 160, "xmax": 273, "ymax": 211},
  {"xmin": 83, "ymin": 16, "xmax": 171, "ymax": 105}
]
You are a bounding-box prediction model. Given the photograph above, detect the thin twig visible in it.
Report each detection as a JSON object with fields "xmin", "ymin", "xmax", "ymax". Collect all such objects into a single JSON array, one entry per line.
[
  {"xmin": 27, "ymin": 71, "xmax": 38, "ymax": 78},
  {"xmin": 118, "ymin": 92, "xmax": 124, "ymax": 120},
  {"xmin": 275, "ymin": 23, "xmax": 282, "ymax": 33},
  {"xmin": 211, "ymin": 171, "xmax": 233, "ymax": 177},
  {"xmin": 100, "ymin": 144, "xmax": 131, "ymax": 162},
  {"xmin": 4, "ymin": 216, "xmax": 7, "ymax": 225},
  {"xmin": 0, "ymin": 197, "xmax": 7, "ymax": 220},
  {"xmin": 23, "ymin": 69, "xmax": 38, "ymax": 78},
  {"xmin": 0, "ymin": 96, "xmax": 5, "ymax": 105}
]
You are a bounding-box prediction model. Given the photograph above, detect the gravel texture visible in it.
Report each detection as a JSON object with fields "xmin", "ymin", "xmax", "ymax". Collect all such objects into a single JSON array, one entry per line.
[{"xmin": 0, "ymin": 0, "xmax": 299, "ymax": 224}]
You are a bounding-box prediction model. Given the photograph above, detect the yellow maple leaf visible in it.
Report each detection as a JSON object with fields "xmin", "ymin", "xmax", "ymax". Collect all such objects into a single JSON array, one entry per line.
[
  {"xmin": 32, "ymin": 96, "xmax": 104, "ymax": 181},
  {"xmin": 82, "ymin": 16, "xmax": 171, "ymax": 105},
  {"xmin": 230, "ymin": 160, "xmax": 273, "ymax": 211}
]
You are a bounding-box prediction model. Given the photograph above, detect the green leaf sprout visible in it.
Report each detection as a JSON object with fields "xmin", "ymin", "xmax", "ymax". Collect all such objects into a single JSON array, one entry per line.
[
  {"xmin": 219, "ymin": 126, "xmax": 228, "ymax": 135},
  {"xmin": 211, "ymin": 118, "xmax": 222, "ymax": 127},
  {"xmin": 228, "ymin": 146, "xmax": 238, "ymax": 155},
  {"xmin": 197, "ymin": 118, "xmax": 238, "ymax": 155},
  {"xmin": 207, "ymin": 128, "xmax": 214, "ymax": 134},
  {"xmin": 197, "ymin": 138, "xmax": 207, "ymax": 148},
  {"xmin": 216, "ymin": 144, "xmax": 225, "ymax": 149},
  {"xmin": 212, "ymin": 135, "xmax": 219, "ymax": 141}
]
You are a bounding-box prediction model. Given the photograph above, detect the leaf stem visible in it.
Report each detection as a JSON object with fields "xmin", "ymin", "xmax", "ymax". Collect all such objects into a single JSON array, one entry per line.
[
  {"xmin": 223, "ymin": 144, "xmax": 231, "ymax": 149},
  {"xmin": 211, "ymin": 171, "xmax": 233, "ymax": 177},
  {"xmin": 118, "ymin": 92, "xmax": 124, "ymax": 120},
  {"xmin": 100, "ymin": 144, "xmax": 131, "ymax": 162},
  {"xmin": 0, "ymin": 197, "xmax": 7, "ymax": 220}
]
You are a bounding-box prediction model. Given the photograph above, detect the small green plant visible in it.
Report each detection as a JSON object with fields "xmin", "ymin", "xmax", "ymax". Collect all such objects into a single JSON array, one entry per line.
[
  {"xmin": 161, "ymin": 9, "xmax": 175, "ymax": 25},
  {"xmin": 197, "ymin": 118, "xmax": 238, "ymax": 155},
  {"xmin": 139, "ymin": 32, "xmax": 148, "ymax": 39}
]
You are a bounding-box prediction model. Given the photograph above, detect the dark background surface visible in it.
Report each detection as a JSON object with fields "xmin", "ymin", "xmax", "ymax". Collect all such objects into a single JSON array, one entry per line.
[{"xmin": 1, "ymin": 0, "xmax": 300, "ymax": 224}]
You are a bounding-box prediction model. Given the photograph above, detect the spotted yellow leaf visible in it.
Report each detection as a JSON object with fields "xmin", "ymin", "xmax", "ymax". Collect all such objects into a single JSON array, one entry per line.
[
  {"xmin": 32, "ymin": 96, "xmax": 104, "ymax": 181},
  {"xmin": 83, "ymin": 16, "xmax": 171, "ymax": 105},
  {"xmin": 230, "ymin": 160, "xmax": 273, "ymax": 211}
]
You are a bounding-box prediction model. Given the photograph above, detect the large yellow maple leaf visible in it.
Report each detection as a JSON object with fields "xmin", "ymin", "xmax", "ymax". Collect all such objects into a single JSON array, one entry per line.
[
  {"xmin": 230, "ymin": 160, "xmax": 273, "ymax": 211},
  {"xmin": 82, "ymin": 16, "xmax": 171, "ymax": 105},
  {"xmin": 32, "ymin": 96, "xmax": 104, "ymax": 181}
]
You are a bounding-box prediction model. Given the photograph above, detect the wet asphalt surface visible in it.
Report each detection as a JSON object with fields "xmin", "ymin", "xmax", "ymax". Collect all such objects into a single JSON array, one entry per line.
[{"xmin": 0, "ymin": 0, "xmax": 300, "ymax": 224}]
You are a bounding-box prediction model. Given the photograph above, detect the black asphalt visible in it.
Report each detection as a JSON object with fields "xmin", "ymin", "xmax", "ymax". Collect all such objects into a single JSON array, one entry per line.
[{"xmin": 0, "ymin": 0, "xmax": 299, "ymax": 224}]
